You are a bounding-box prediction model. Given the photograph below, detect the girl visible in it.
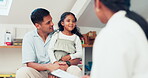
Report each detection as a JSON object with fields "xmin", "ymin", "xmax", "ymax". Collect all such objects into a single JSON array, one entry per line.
[{"xmin": 48, "ymin": 12, "xmax": 83, "ymax": 65}]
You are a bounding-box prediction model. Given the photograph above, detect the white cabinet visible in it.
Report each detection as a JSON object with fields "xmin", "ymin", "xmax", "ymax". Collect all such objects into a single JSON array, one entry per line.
[
  {"xmin": 82, "ymin": 45, "xmax": 93, "ymax": 75},
  {"xmin": 0, "ymin": 46, "xmax": 22, "ymax": 78}
]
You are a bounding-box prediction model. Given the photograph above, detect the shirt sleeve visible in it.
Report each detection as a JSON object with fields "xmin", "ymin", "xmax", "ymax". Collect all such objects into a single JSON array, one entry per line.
[
  {"xmin": 48, "ymin": 33, "xmax": 58, "ymax": 63},
  {"xmin": 70, "ymin": 36, "xmax": 83, "ymax": 59},
  {"xmin": 22, "ymin": 33, "xmax": 36, "ymax": 64}
]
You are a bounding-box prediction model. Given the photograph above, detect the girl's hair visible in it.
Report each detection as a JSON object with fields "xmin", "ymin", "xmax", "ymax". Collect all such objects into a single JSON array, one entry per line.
[
  {"xmin": 58, "ymin": 12, "xmax": 83, "ymax": 37},
  {"xmin": 99, "ymin": 0, "xmax": 148, "ymax": 40}
]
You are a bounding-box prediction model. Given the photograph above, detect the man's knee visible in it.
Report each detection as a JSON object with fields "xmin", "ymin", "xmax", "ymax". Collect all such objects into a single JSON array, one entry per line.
[
  {"xmin": 17, "ymin": 67, "xmax": 33, "ymax": 74},
  {"xmin": 16, "ymin": 67, "xmax": 37, "ymax": 78}
]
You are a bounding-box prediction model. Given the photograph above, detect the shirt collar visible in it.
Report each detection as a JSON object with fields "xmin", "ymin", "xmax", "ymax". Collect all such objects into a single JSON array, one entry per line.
[
  {"xmin": 33, "ymin": 29, "xmax": 53, "ymax": 38},
  {"xmin": 107, "ymin": 10, "xmax": 126, "ymax": 25},
  {"xmin": 34, "ymin": 29, "xmax": 39, "ymax": 37},
  {"xmin": 33, "ymin": 29, "xmax": 53, "ymax": 45}
]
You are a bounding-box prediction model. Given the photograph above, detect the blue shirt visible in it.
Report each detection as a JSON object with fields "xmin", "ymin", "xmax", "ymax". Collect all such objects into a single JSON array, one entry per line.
[{"xmin": 22, "ymin": 29, "xmax": 54, "ymax": 64}]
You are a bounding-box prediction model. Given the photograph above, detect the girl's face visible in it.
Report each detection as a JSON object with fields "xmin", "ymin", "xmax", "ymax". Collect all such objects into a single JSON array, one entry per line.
[{"xmin": 61, "ymin": 14, "xmax": 76, "ymax": 32}]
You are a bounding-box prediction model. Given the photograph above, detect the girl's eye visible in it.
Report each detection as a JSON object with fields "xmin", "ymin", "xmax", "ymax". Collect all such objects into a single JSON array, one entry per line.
[
  {"xmin": 72, "ymin": 20, "xmax": 76, "ymax": 23},
  {"xmin": 66, "ymin": 19, "xmax": 75, "ymax": 23},
  {"xmin": 67, "ymin": 20, "xmax": 70, "ymax": 22}
]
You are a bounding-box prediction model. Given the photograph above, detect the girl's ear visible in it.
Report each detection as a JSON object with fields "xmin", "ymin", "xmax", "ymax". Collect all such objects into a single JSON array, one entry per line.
[{"xmin": 61, "ymin": 21, "xmax": 64, "ymax": 26}]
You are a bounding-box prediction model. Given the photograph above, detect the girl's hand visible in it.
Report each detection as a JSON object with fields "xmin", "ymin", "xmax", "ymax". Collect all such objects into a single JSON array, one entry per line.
[
  {"xmin": 61, "ymin": 55, "xmax": 71, "ymax": 61},
  {"xmin": 81, "ymin": 75, "xmax": 90, "ymax": 78},
  {"xmin": 59, "ymin": 62, "xmax": 69, "ymax": 71},
  {"xmin": 58, "ymin": 61, "xmax": 67, "ymax": 65}
]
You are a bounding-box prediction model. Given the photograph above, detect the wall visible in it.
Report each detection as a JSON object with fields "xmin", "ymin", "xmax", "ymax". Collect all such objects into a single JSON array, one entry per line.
[
  {"xmin": 0, "ymin": 24, "xmax": 102, "ymax": 73},
  {"xmin": 0, "ymin": 24, "xmax": 35, "ymax": 46},
  {"xmin": 0, "ymin": 24, "xmax": 102, "ymax": 45},
  {"xmin": 79, "ymin": 26, "xmax": 102, "ymax": 34},
  {"xmin": 0, "ymin": 48, "xmax": 22, "ymax": 73}
]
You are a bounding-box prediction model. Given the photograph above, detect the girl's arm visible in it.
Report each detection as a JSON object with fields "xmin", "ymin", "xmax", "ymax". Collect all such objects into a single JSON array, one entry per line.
[
  {"xmin": 70, "ymin": 36, "xmax": 83, "ymax": 59},
  {"xmin": 48, "ymin": 33, "xmax": 58, "ymax": 63}
]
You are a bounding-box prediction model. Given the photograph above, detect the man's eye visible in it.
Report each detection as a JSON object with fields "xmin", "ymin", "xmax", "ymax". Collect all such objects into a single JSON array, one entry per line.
[{"xmin": 47, "ymin": 21, "xmax": 50, "ymax": 24}]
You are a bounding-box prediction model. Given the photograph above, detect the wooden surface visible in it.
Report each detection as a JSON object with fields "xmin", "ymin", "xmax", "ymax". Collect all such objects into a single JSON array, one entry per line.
[
  {"xmin": 0, "ymin": 46, "xmax": 22, "ymax": 48},
  {"xmin": 82, "ymin": 44, "xmax": 93, "ymax": 47},
  {"xmin": 0, "ymin": 44, "xmax": 92, "ymax": 48}
]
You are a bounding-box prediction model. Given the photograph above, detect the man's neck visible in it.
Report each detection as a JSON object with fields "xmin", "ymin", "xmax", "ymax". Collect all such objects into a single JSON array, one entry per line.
[{"xmin": 37, "ymin": 30, "xmax": 49, "ymax": 42}]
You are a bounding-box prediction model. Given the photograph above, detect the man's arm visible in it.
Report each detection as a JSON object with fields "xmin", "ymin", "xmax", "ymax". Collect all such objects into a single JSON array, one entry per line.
[
  {"xmin": 27, "ymin": 62, "xmax": 60, "ymax": 72},
  {"xmin": 22, "ymin": 33, "xmax": 59, "ymax": 72}
]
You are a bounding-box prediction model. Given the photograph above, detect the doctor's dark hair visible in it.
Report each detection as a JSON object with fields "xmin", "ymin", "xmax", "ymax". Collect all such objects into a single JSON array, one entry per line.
[
  {"xmin": 98, "ymin": 0, "xmax": 148, "ymax": 39},
  {"xmin": 58, "ymin": 12, "xmax": 83, "ymax": 37},
  {"xmin": 31, "ymin": 8, "xmax": 50, "ymax": 25}
]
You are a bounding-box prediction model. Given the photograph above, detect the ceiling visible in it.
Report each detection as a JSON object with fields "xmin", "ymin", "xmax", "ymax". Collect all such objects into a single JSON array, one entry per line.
[
  {"xmin": 77, "ymin": 0, "xmax": 148, "ymax": 28},
  {"xmin": 0, "ymin": 0, "xmax": 77, "ymax": 25},
  {"xmin": 0, "ymin": 0, "xmax": 148, "ymax": 28}
]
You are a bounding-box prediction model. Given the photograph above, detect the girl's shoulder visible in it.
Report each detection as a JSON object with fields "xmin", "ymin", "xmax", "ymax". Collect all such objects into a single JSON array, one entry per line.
[
  {"xmin": 74, "ymin": 34, "xmax": 79, "ymax": 38},
  {"xmin": 52, "ymin": 30, "xmax": 60, "ymax": 36},
  {"xmin": 73, "ymin": 34, "xmax": 81, "ymax": 41}
]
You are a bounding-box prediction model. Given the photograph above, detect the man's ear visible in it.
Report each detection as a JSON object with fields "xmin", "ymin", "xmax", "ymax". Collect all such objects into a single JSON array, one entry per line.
[{"xmin": 35, "ymin": 23, "xmax": 41, "ymax": 30}]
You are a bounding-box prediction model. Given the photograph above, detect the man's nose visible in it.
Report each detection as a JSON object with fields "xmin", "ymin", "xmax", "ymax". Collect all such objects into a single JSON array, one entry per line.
[{"xmin": 51, "ymin": 21, "xmax": 54, "ymax": 26}]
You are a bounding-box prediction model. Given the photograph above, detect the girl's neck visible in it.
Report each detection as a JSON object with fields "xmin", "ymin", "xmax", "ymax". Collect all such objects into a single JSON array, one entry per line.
[{"xmin": 62, "ymin": 31, "xmax": 73, "ymax": 36}]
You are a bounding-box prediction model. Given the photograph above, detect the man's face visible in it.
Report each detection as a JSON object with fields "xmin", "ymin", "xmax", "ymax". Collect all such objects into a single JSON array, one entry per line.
[{"xmin": 37, "ymin": 15, "xmax": 54, "ymax": 34}]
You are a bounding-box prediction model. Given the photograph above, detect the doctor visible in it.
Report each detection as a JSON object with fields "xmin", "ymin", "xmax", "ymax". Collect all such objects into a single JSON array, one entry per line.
[{"xmin": 82, "ymin": 0, "xmax": 148, "ymax": 78}]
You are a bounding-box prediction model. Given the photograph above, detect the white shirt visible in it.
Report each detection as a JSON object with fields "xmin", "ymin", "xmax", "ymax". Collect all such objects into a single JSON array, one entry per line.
[
  {"xmin": 91, "ymin": 11, "xmax": 148, "ymax": 78},
  {"xmin": 48, "ymin": 31, "xmax": 82, "ymax": 63},
  {"xmin": 22, "ymin": 29, "xmax": 53, "ymax": 64}
]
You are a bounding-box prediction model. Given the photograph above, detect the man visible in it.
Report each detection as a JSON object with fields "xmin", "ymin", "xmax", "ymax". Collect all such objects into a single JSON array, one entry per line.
[{"xmin": 16, "ymin": 8, "xmax": 81, "ymax": 78}]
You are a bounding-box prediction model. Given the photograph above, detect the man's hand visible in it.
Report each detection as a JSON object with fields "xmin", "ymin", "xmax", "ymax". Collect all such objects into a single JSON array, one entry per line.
[
  {"xmin": 61, "ymin": 55, "xmax": 71, "ymax": 61},
  {"xmin": 53, "ymin": 61, "xmax": 59, "ymax": 64},
  {"xmin": 48, "ymin": 74, "xmax": 58, "ymax": 78}
]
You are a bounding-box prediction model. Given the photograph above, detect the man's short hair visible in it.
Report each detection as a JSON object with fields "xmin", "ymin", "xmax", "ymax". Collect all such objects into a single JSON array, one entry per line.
[{"xmin": 31, "ymin": 8, "xmax": 50, "ymax": 24}]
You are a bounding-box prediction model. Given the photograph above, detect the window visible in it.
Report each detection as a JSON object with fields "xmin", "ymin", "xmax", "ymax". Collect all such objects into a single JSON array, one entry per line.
[
  {"xmin": 0, "ymin": 0, "xmax": 13, "ymax": 16},
  {"xmin": 0, "ymin": 0, "xmax": 6, "ymax": 6}
]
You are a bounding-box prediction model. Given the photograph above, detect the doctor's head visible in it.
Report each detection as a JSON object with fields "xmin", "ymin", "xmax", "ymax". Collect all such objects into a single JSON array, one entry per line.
[{"xmin": 94, "ymin": 0, "xmax": 130, "ymax": 23}]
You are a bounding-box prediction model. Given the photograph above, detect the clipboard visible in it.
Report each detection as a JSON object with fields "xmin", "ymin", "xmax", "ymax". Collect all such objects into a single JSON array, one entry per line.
[{"xmin": 51, "ymin": 69, "xmax": 79, "ymax": 78}]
